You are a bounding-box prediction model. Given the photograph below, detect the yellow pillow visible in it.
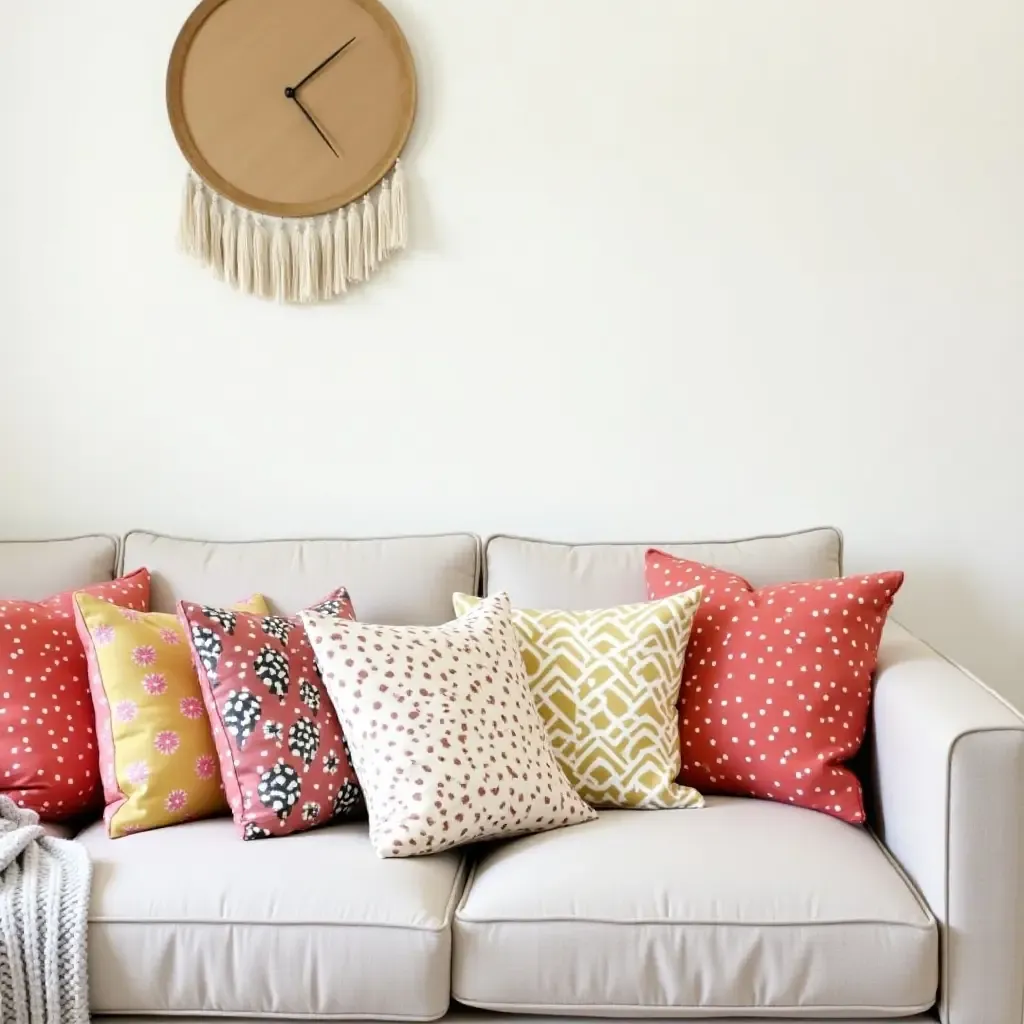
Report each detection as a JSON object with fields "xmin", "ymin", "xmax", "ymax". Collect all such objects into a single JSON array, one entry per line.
[
  {"xmin": 75, "ymin": 592, "xmax": 268, "ymax": 838},
  {"xmin": 453, "ymin": 590, "xmax": 704, "ymax": 809}
]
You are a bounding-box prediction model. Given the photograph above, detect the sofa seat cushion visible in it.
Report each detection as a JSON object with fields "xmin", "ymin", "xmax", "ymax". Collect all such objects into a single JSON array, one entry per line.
[
  {"xmin": 453, "ymin": 798, "xmax": 937, "ymax": 1018},
  {"xmin": 79, "ymin": 816, "xmax": 467, "ymax": 1020}
]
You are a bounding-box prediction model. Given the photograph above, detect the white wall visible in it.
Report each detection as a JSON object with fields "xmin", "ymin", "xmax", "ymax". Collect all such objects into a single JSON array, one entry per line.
[{"xmin": 1, "ymin": 1, "xmax": 1022, "ymax": 700}]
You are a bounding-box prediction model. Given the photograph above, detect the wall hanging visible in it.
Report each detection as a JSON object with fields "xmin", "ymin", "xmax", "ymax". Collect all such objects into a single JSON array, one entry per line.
[{"xmin": 167, "ymin": 0, "xmax": 416, "ymax": 302}]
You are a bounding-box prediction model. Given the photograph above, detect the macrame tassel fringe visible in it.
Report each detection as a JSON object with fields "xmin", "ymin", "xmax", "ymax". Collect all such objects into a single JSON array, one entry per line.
[
  {"xmin": 390, "ymin": 160, "xmax": 408, "ymax": 251},
  {"xmin": 347, "ymin": 203, "xmax": 364, "ymax": 283},
  {"xmin": 222, "ymin": 206, "xmax": 238, "ymax": 289},
  {"xmin": 363, "ymin": 195, "xmax": 378, "ymax": 277},
  {"xmin": 319, "ymin": 216, "xmax": 335, "ymax": 298},
  {"xmin": 332, "ymin": 211, "xmax": 348, "ymax": 295},
  {"xmin": 271, "ymin": 224, "xmax": 291, "ymax": 303},
  {"xmin": 236, "ymin": 213, "xmax": 253, "ymax": 295},
  {"xmin": 377, "ymin": 181, "xmax": 392, "ymax": 263},
  {"xmin": 253, "ymin": 218, "xmax": 270, "ymax": 299},
  {"xmin": 179, "ymin": 176, "xmax": 199, "ymax": 255},
  {"xmin": 177, "ymin": 162, "xmax": 408, "ymax": 301},
  {"xmin": 191, "ymin": 182, "xmax": 211, "ymax": 265},
  {"xmin": 209, "ymin": 199, "xmax": 225, "ymax": 279}
]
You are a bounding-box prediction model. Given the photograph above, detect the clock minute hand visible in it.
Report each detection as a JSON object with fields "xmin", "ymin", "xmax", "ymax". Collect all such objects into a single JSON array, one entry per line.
[
  {"xmin": 291, "ymin": 36, "xmax": 357, "ymax": 93},
  {"xmin": 287, "ymin": 92, "xmax": 340, "ymax": 158}
]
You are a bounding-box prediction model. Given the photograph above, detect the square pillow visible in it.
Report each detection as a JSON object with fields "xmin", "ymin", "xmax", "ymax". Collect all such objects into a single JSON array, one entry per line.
[
  {"xmin": 75, "ymin": 591, "xmax": 268, "ymax": 838},
  {"xmin": 453, "ymin": 590, "xmax": 705, "ymax": 809},
  {"xmin": 645, "ymin": 551, "xmax": 904, "ymax": 823},
  {"xmin": 0, "ymin": 569, "xmax": 150, "ymax": 821},
  {"xmin": 302, "ymin": 593, "xmax": 597, "ymax": 858},
  {"xmin": 180, "ymin": 590, "xmax": 362, "ymax": 841}
]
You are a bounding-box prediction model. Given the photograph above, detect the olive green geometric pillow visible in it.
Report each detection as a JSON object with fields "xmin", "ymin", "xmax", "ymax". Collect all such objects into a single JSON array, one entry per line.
[{"xmin": 452, "ymin": 589, "xmax": 704, "ymax": 810}]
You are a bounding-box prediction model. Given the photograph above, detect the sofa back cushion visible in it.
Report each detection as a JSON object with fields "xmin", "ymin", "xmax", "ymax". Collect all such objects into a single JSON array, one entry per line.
[
  {"xmin": 0, "ymin": 535, "xmax": 117, "ymax": 599},
  {"xmin": 484, "ymin": 528, "xmax": 841, "ymax": 609},
  {"xmin": 121, "ymin": 532, "xmax": 481, "ymax": 625}
]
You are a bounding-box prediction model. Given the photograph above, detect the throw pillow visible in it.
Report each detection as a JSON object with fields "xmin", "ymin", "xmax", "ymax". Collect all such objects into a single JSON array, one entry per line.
[
  {"xmin": 75, "ymin": 591, "xmax": 268, "ymax": 838},
  {"xmin": 302, "ymin": 593, "xmax": 597, "ymax": 858},
  {"xmin": 452, "ymin": 591, "xmax": 705, "ymax": 809},
  {"xmin": 180, "ymin": 590, "xmax": 362, "ymax": 840},
  {"xmin": 645, "ymin": 551, "xmax": 904, "ymax": 823},
  {"xmin": 0, "ymin": 569, "xmax": 151, "ymax": 821}
]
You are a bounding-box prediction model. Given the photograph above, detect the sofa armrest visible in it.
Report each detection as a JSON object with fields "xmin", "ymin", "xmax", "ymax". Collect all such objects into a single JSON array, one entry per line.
[{"xmin": 869, "ymin": 620, "xmax": 1024, "ymax": 1024}]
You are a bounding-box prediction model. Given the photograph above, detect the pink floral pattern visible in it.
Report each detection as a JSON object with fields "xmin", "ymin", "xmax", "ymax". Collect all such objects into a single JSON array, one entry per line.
[
  {"xmin": 194, "ymin": 754, "xmax": 217, "ymax": 780},
  {"xmin": 142, "ymin": 673, "xmax": 167, "ymax": 695},
  {"xmin": 159, "ymin": 628, "xmax": 181, "ymax": 646},
  {"xmin": 179, "ymin": 696, "xmax": 205, "ymax": 720},
  {"xmin": 165, "ymin": 789, "xmax": 188, "ymax": 812},
  {"xmin": 92, "ymin": 624, "xmax": 116, "ymax": 647},
  {"xmin": 132, "ymin": 645, "xmax": 157, "ymax": 667},
  {"xmin": 154, "ymin": 730, "xmax": 180, "ymax": 756},
  {"xmin": 125, "ymin": 761, "xmax": 150, "ymax": 786},
  {"xmin": 180, "ymin": 588, "xmax": 362, "ymax": 840},
  {"xmin": 114, "ymin": 700, "xmax": 138, "ymax": 723}
]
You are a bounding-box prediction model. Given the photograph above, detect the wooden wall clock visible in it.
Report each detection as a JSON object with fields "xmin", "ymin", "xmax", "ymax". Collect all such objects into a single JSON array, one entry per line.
[{"xmin": 167, "ymin": 0, "xmax": 416, "ymax": 302}]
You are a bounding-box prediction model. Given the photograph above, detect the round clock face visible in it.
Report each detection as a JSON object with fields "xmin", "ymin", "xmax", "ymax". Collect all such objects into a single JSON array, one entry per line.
[{"xmin": 167, "ymin": 0, "xmax": 416, "ymax": 218}]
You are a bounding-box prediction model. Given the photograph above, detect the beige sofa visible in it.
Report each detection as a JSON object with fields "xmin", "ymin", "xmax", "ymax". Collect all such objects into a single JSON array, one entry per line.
[{"xmin": 3, "ymin": 527, "xmax": 1022, "ymax": 1024}]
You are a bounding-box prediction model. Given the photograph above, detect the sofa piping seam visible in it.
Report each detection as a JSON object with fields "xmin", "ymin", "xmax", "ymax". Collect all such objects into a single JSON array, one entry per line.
[
  {"xmin": 88, "ymin": 917, "xmax": 453, "ymax": 933},
  {"xmin": 866, "ymin": 826, "xmax": 937, "ymax": 928},
  {"xmin": 453, "ymin": 994, "xmax": 936, "ymax": 1014},
  {"xmin": 453, "ymin": 914, "xmax": 935, "ymax": 930}
]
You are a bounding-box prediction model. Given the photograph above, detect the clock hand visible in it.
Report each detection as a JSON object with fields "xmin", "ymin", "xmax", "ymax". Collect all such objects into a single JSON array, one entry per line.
[
  {"xmin": 286, "ymin": 92, "xmax": 340, "ymax": 158},
  {"xmin": 290, "ymin": 36, "xmax": 356, "ymax": 94}
]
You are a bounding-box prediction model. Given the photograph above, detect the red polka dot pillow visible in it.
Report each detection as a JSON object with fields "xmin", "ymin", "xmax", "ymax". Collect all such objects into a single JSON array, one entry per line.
[
  {"xmin": 0, "ymin": 568, "xmax": 150, "ymax": 821},
  {"xmin": 180, "ymin": 589, "xmax": 362, "ymax": 840},
  {"xmin": 302, "ymin": 593, "xmax": 597, "ymax": 858},
  {"xmin": 645, "ymin": 551, "xmax": 903, "ymax": 823}
]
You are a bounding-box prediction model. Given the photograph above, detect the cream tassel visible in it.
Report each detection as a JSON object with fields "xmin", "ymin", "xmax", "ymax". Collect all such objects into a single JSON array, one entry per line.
[
  {"xmin": 319, "ymin": 216, "xmax": 334, "ymax": 298},
  {"xmin": 236, "ymin": 213, "xmax": 253, "ymax": 295},
  {"xmin": 209, "ymin": 199, "xmax": 225, "ymax": 279},
  {"xmin": 332, "ymin": 211, "xmax": 348, "ymax": 295},
  {"xmin": 377, "ymin": 181, "xmax": 392, "ymax": 263},
  {"xmin": 363, "ymin": 194, "xmax": 378, "ymax": 276},
  {"xmin": 346, "ymin": 203, "xmax": 363, "ymax": 283},
  {"xmin": 298, "ymin": 220, "xmax": 321, "ymax": 303},
  {"xmin": 389, "ymin": 160, "xmax": 407, "ymax": 251},
  {"xmin": 179, "ymin": 176, "xmax": 198, "ymax": 255},
  {"xmin": 191, "ymin": 183, "xmax": 211, "ymax": 265},
  {"xmin": 271, "ymin": 223, "xmax": 292, "ymax": 303},
  {"xmin": 222, "ymin": 206, "xmax": 238, "ymax": 288},
  {"xmin": 288, "ymin": 226, "xmax": 303, "ymax": 302},
  {"xmin": 253, "ymin": 218, "xmax": 270, "ymax": 299}
]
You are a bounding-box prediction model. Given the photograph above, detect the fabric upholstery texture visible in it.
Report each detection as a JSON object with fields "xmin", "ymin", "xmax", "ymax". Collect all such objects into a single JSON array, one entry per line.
[
  {"xmin": 0, "ymin": 570, "xmax": 150, "ymax": 821},
  {"xmin": 121, "ymin": 531, "xmax": 480, "ymax": 624},
  {"xmin": 453, "ymin": 590, "xmax": 704, "ymax": 809},
  {"xmin": 453, "ymin": 798, "xmax": 937, "ymax": 1018},
  {"xmin": 80, "ymin": 816, "xmax": 466, "ymax": 1020},
  {"xmin": 303, "ymin": 593, "xmax": 597, "ymax": 857},
  {"xmin": 0, "ymin": 536, "xmax": 117, "ymax": 602},
  {"xmin": 484, "ymin": 528, "xmax": 841, "ymax": 609},
  {"xmin": 180, "ymin": 591, "xmax": 362, "ymax": 839},
  {"xmin": 75, "ymin": 593, "xmax": 267, "ymax": 837},
  {"xmin": 870, "ymin": 620, "xmax": 1024, "ymax": 1024},
  {"xmin": 646, "ymin": 552, "xmax": 903, "ymax": 823}
]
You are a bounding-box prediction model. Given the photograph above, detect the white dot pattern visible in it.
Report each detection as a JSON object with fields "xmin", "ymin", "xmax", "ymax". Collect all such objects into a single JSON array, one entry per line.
[
  {"xmin": 0, "ymin": 568, "xmax": 150, "ymax": 821},
  {"xmin": 645, "ymin": 551, "xmax": 903, "ymax": 824}
]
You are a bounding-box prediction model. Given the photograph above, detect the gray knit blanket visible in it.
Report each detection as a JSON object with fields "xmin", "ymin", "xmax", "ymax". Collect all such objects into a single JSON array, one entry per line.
[{"xmin": 0, "ymin": 797, "xmax": 91, "ymax": 1024}]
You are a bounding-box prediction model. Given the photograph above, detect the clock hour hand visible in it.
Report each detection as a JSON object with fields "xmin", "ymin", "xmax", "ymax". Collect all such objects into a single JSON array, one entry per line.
[
  {"xmin": 286, "ymin": 91, "xmax": 340, "ymax": 158},
  {"xmin": 290, "ymin": 36, "xmax": 356, "ymax": 94}
]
